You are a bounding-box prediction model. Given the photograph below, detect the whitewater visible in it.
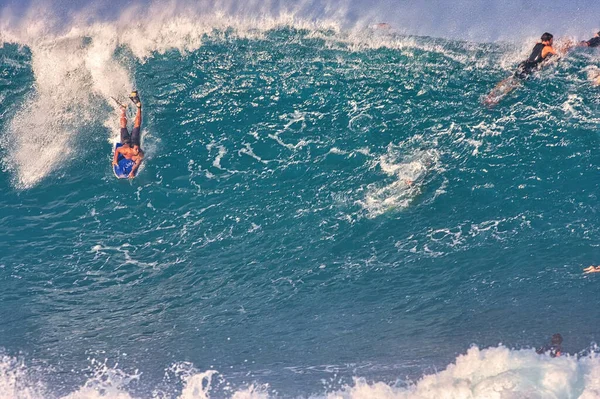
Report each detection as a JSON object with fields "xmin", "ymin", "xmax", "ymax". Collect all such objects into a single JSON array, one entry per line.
[{"xmin": 2, "ymin": 1, "xmax": 600, "ymax": 398}]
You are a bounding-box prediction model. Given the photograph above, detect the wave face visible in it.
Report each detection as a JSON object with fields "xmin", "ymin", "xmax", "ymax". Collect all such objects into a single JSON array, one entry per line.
[{"xmin": 2, "ymin": 7, "xmax": 600, "ymax": 399}]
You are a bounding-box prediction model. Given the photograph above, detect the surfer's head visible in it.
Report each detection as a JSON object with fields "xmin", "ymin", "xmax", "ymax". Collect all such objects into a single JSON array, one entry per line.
[
  {"xmin": 551, "ymin": 333, "xmax": 563, "ymax": 345},
  {"xmin": 541, "ymin": 33, "xmax": 553, "ymax": 43},
  {"xmin": 132, "ymin": 144, "xmax": 140, "ymax": 155}
]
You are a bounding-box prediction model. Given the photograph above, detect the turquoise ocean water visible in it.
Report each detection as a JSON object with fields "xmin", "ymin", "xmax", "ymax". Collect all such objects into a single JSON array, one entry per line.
[{"xmin": 2, "ymin": 7, "xmax": 600, "ymax": 398}]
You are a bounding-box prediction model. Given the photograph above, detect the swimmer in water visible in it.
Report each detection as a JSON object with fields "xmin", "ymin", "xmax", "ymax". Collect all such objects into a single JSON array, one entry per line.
[
  {"xmin": 484, "ymin": 33, "xmax": 558, "ymax": 106},
  {"xmin": 583, "ymin": 265, "xmax": 600, "ymax": 274}
]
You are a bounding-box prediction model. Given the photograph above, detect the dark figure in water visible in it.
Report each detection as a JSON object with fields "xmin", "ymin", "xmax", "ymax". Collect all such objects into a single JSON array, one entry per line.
[
  {"xmin": 579, "ymin": 31, "xmax": 600, "ymax": 48},
  {"xmin": 536, "ymin": 333, "xmax": 563, "ymax": 357},
  {"xmin": 514, "ymin": 32, "xmax": 558, "ymax": 79}
]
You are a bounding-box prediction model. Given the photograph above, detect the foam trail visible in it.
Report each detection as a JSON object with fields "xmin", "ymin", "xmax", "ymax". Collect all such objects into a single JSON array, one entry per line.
[
  {"xmin": 2, "ymin": 27, "xmax": 132, "ymax": 188},
  {"xmin": 359, "ymin": 144, "xmax": 440, "ymax": 218}
]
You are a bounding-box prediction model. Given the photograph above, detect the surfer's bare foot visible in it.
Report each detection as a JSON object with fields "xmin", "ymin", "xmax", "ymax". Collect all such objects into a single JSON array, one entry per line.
[{"xmin": 129, "ymin": 90, "xmax": 142, "ymax": 108}]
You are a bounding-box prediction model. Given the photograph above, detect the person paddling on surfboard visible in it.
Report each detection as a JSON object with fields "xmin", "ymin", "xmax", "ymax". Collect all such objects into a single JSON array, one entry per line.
[
  {"xmin": 578, "ymin": 31, "xmax": 600, "ymax": 48},
  {"xmin": 113, "ymin": 91, "xmax": 144, "ymax": 178},
  {"xmin": 514, "ymin": 32, "xmax": 558, "ymax": 80},
  {"xmin": 484, "ymin": 33, "xmax": 558, "ymax": 106}
]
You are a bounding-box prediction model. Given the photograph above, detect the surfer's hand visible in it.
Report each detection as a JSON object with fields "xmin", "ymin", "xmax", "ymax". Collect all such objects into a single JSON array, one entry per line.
[
  {"xmin": 112, "ymin": 161, "xmax": 118, "ymax": 166},
  {"xmin": 128, "ymin": 172, "xmax": 135, "ymax": 179}
]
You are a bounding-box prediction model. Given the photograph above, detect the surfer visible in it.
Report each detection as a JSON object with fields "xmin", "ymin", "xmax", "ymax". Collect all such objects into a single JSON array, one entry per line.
[
  {"xmin": 536, "ymin": 333, "xmax": 563, "ymax": 357},
  {"xmin": 484, "ymin": 33, "xmax": 558, "ymax": 106},
  {"xmin": 112, "ymin": 91, "xmax": 144, "ymax": 178},
  {"xmin": 514, "ymin": 32, "xmax": 558, "ymax": 80},
  {"xmin": 579, "ymin": 31, "xmax": 600, "ymax": 48},
  {"xmin": 583, "ymin": 265, "xmax": 600, "ymax": 274}
]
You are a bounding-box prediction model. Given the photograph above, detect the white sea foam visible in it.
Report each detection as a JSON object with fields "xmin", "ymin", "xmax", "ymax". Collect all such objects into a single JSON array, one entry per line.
[
  {"xmin": 323, "ymin": 346, "xmax": 600, "ymax": 399},
  {"xmin": 358, "ymin": 143, "xmax": 440, "ymax": 218},
  {"xmin": 3, "ymin": 346, "xmax": 600, "ymax": 398},
  {"xmin": 1, "ymin": 25, "xmax": 133, "ymax": 188},
  {"xmin": 0, "ymin": 6, "xmax": 339, "ymax": 188}
]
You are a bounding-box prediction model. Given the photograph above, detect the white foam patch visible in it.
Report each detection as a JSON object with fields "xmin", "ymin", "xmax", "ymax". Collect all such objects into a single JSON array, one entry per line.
[
  {"xmin": 358, "ymin": 144, "xmax": 440, "ymax": 218},
  {"xmin": 61, "ymin": 359, "xmax": 139, "ymax": 399},
  {"xmin": 0, "ymin": 354, "xmax": 48, "ymax": 399},
  {"xmin": 1, "ymin": 25, "xmax": 132, "ymax": 189},
  {"xmin": 3, "ymin": 346, "xmax": 600, "ymax": 398},
  {"xmin": 324, "ymin": 346, "xmax": 600, "ymax": 399}
]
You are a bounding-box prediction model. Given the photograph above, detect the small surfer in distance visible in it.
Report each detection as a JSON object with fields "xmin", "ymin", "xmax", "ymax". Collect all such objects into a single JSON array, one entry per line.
[
  {"xmin": 113, "ymin": 91, "xmax": 144, "ymax": 178},
  {"xmin": 484, "ymin": 33, "xmax": 558, "ymax": 106},
  {"xmin": 373, "ymin": 22, "xmax": 391, "ymax": 30},
  {"xmin": 583, "ymin": 265, "xmax": 600, "ymax": 274}
]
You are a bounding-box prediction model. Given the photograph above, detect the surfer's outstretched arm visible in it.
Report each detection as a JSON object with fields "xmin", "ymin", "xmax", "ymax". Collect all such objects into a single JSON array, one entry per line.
[
  {"xmin": 112, "ymin": 146, "xmax": 121, "ymax": 166},
  {"xmin": 129, "ymin": 153, "xmax": 144, "ymax": 178}
]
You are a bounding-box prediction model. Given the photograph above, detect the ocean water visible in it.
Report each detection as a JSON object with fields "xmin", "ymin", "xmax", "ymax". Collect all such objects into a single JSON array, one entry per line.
[{"xmin": 2, "ymin": 3, "xmax": 600, "ymax": 398}]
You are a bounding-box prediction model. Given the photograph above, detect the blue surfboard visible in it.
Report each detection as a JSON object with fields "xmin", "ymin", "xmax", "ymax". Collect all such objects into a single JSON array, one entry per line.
[{"xmin": 113, "ymin": 143, "xmax": 138, "ymax": 179}]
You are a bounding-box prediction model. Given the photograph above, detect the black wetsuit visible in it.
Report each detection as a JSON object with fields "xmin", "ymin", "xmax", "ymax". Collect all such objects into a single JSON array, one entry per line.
[
  {"xmin": 515, "ymin": 43, "xmax": 552, "ymax": 79},
  {"xmin": 586, "ymin": 37, "xmax": 600, "ymax": 48}
]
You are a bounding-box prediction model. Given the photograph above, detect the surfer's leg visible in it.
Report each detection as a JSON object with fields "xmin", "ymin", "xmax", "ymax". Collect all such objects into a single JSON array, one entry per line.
[
  {"xmin": 130, "ymin": 101, "xmax": 142, "ymax": 147},
  {"xmin": 134, "ymin": 103, "xmax": 142, "ymax": 129},
  {"xmin": 119, "ymin": 107, "xmax": 131, "ymax": 144},
  {"xmin": 120, "ymin": 106, "xmax": 127, "ymax": 128}
]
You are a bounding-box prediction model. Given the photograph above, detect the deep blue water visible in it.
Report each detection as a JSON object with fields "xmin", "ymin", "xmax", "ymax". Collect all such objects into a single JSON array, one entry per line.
[{"xmin": 2, "ymin": 19, "xmax": 600, "ymax": 398}]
